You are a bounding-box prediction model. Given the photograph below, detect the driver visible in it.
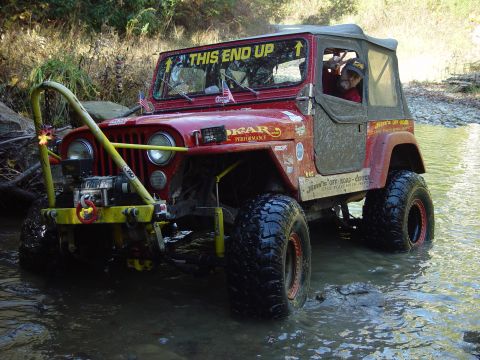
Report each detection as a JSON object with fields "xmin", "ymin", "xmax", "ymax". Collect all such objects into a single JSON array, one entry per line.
[{"xmin": 322, "ymin": 57, "xmax": 366, "ymax": 103}]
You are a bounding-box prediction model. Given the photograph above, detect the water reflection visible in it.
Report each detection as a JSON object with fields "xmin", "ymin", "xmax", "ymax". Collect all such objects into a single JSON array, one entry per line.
[
  {"xmin": 0, "ymin": 124, "xmax": 479, "ymax": 359},
  {"xmin": 0, "ymin": 219, "xmax": 56, "ymax": 360}
]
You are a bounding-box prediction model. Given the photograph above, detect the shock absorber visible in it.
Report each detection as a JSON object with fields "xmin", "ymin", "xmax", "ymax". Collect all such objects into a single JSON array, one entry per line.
[{"xmin": 214, "ymin": 160, "xmax": 243, "ymax": 257}]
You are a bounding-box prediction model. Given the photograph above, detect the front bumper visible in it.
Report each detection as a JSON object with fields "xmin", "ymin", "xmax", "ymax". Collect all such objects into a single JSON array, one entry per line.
[{"xmin": 41, "ymin": 205, "xmax": 154, "ymax": 225}]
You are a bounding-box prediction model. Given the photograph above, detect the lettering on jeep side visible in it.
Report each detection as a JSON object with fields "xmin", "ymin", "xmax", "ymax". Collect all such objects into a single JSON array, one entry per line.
[
  {"xmin": 299, "ymin": 168, "xmax": 371, "ymax": 201},
  {"xmin": 227, "ymin": 126, "xmax": 282, "ymax": 139}
]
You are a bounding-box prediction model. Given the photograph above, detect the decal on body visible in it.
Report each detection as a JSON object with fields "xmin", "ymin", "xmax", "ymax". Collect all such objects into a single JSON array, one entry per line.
[
  {"xmin": 299, "ymin": 168, "xmax": 371, "ymax": 201},
  {"xmin": 187, "ymin": 43, "xmax": 275, "ymax": 66},
  {"xmin": 368, "ymin": 119, "xmax": 413, "ymax": 135},
  {"xmin": 296, "ymin": 142, "xmax": 304, "ymax": 161},
  {"xmin": 122, "ymin": 165, "xmax": 137, "ymax": 181},
  {"xmin": 108, "ymin": 118, "xmax": 128, "ymax": 126},
  {"xmin": 282, "ymin": 110, "xmax": 303, "ymax": 122},
  {"xmin": 295, "ymin": 124, "xmax": 306, "ymax": 136},
  {"xmin": 227, "ymin": 126, "xmax": 281, "ymax": 142}
]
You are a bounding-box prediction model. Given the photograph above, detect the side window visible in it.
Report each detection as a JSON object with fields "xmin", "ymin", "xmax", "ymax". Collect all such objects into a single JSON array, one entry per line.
[
  {"xmin": 368, "ymin": 49, "xmax": 398, "ymax": 107},
  {"xmin": 322, "ymin": 48, "xmax": 364, "ymax": 103}
]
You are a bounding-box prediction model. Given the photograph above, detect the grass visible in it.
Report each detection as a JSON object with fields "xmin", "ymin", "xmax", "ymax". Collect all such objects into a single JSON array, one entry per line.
[
  {"xmin": 0, "ymin": 25, "xmax": 214, "ymax": 116},
  {"xmin": 29, "ymin": 55, "xmax": 98, "ymax": 126}
]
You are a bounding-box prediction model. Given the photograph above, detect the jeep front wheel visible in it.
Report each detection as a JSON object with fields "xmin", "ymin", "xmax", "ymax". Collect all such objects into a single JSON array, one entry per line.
[
  {"xmin": 226, "ymin": 194, "xmax": 311, "ymax": 318},
  {"xmin": 363, "ymin": 170, "xmax": 434, "ymax": 251},
  {"xmin": 19, "ymin": 199, "xmax": 61, "ymax": 272}
]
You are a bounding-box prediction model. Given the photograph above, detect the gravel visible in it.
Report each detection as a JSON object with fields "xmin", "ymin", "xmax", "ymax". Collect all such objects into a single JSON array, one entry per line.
[{"xmin": 404, "ymin": 83, "xmax": 480, "ymax": 127}]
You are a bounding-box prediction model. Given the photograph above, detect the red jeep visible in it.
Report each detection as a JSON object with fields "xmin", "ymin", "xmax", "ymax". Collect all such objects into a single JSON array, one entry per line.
[{"xmin": 21, "ymin": 24, "xmax": 434, "ymax": 318}]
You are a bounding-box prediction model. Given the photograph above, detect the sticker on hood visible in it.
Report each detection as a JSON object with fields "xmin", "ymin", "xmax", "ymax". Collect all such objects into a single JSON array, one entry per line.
[
  {"xmin": 282, "ymin": 111, "xmax": 303, "ymax": 122},
  {"xmin": 109, "ymin": 118, "xmax": 128, "ymax": 126}
]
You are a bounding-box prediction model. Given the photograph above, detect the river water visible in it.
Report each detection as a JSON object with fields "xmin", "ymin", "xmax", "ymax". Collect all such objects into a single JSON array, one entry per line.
[{"xmin": 1, "ymin": 124, "xmax": 479, "ymax": 359}]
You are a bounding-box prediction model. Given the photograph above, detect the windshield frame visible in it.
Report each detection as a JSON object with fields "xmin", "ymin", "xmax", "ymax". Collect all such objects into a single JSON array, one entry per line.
[{"xmin": 152, "ymin": 36, "xmax": 310, "ymax": 102}]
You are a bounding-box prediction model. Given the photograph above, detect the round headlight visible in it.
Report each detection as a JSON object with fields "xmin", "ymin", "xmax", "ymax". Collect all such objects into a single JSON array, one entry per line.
[
  {"xmin": 150, "ymin": 170, "xmax": 167, "ymax": 190},
  {"xmin": 147, "ymin": 132, "xmax": 175, "ymax": 165},
  {"xmin": 67, "ymin": 139, "xmax": 93, "ymax": 160}
]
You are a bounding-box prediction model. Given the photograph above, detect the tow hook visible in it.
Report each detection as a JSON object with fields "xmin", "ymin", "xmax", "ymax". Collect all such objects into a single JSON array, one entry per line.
[{"xmin": 76, "ymin": 195, "xmax": 98, "ymax": 224}]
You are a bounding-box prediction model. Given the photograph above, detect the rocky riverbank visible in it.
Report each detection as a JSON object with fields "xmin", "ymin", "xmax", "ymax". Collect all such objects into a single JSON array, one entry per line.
[{"xmin": 404, "ymin": 82, "xmax": 480, "ymax": 127}]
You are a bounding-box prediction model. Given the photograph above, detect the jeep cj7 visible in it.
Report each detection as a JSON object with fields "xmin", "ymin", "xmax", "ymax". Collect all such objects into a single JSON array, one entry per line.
[{"xmin": 21, "ymin": 24, "xmax": 434, "ymax": 319}]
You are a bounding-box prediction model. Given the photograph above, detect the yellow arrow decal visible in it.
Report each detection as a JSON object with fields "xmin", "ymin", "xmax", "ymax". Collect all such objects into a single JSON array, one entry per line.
[
  {"xmin": 165, "ymin": 58, "xmax": 172, "ymax": 73},
  {"xmin": 295, "ymin": 41, "xmax": 303, "ymax": 57}
]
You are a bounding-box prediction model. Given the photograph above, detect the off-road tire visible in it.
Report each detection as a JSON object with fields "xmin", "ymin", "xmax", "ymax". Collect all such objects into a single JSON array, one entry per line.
[
  {"xmin": 363, "ymin": 170, "xmax": 434, "ymax": 251},
  {"xmin": 226, "ymin": 194, "xmax": 311, "ymax": 319},
  {"xmin": 19, "ymin": 199, "xmax": 61, "ymax": 272}
]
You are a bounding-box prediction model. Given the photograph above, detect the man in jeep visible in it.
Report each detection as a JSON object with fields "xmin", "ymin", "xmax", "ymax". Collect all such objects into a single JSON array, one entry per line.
[{"xmin": 323, "ymin": 56, "xmax": 365, "ymax": 103}]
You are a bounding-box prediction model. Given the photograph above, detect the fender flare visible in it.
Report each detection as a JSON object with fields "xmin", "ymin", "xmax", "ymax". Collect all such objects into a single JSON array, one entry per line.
[{"xmin": 368, "ymin": 131, "xmax": 425, "ymax": 189}]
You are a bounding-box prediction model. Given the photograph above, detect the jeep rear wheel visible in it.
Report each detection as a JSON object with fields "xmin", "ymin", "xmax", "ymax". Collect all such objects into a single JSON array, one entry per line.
[
  {"xmin": 226, "ymin": 194, "xmax": 311, "ymax": 318},
  {"xmin": 363, "ymin": 170, "xmax": 434, "ymax": 251}
]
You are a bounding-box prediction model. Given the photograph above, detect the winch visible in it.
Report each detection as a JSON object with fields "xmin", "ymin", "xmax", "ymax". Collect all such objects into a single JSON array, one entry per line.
[{"xmin": 73, "ymin": 175, "xmax": 132, "ymax": 207}]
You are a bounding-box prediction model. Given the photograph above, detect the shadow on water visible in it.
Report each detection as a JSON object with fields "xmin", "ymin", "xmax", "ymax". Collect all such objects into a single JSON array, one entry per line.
[{"xmin": 1, "ymin": 124, "xmax": 480, "ymax": 359}]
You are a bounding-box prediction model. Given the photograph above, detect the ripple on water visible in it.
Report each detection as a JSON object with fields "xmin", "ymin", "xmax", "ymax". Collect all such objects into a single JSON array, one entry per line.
[{"xmin": 0, "ymin": 124, "xmax": 479, "ymax": 359}]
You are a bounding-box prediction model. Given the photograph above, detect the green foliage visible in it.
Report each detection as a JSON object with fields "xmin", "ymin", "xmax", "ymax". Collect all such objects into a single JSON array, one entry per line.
[
  {"xmin": 29, "ymin": 55, "xmax": 97, "ymax": 126},
  {"xmin": 1, "ymin": 0, "xmax": 286, "ymax": 36},
  {"xmin": 29, "ymin": 55, "xmax": 97, "ymax": 99},
  {"xmin": 126, "ymin": 8, "xmax": 157, "ymax": 36},
  {"xmin": 1, "ymin": 0, "xmax": 181, "ymax": 35}
]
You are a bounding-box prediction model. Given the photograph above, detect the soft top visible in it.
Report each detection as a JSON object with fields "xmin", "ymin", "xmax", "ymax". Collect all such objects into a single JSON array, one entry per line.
[{"xmin": 242, "ymin": 24, "xmax": 398, "ymax": 51}]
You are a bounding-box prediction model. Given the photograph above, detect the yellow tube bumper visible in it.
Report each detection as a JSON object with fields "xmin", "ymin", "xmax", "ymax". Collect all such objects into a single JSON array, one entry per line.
[{"xmin": 41, "ymin": 205, "xmax": 154, "ymax": 225}]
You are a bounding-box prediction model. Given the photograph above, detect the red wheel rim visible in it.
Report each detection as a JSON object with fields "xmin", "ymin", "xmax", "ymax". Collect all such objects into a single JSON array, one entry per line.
[
  {"xmin": 408, "ymin": 199, "xmax": 427, "ymax": 245},
  {"xmin": 76, "ymin": 199, "xmax": 98, "ymax": 224},
  {"xmin": 285, "ymin": 232, "xmax": 303, "ymax": 300}
]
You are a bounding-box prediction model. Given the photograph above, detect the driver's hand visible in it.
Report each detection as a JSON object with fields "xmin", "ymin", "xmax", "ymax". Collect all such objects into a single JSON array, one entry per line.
[{"xmin": 326, "ymin": 56, "xmax": 343, "ymax": 71}]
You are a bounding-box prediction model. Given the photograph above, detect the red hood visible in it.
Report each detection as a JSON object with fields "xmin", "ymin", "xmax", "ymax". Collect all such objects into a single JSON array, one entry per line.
[{"xmin": 99, "ymin": 108, "xmax": 306, "ymax": 146}]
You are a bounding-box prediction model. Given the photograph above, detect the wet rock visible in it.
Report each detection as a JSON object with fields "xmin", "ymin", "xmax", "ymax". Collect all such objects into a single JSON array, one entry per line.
[
  {"xmin": 404, "ymin": 83, "xmax": 480, "ymax": 127},
  {"xmin": 464, "ymin": 331, "xmax": 480, "ymax": 356},
  {"xmin": 158, "ymin": 337, "xmax": 169, "ymax": 344},
  {"xmin": 0, "ymin": 101, "xmax": 34, "ymax": 132},
  {"xmin": 0, "ymin": 322, "xmax": 50, "ymax": 351},
  {"xmin": 70, "ymin": 101, "xmax": 131, "ymax": 124},
  {"xmin": 315, "ymin": 282, "xmax": 385, "ymax": 309}
]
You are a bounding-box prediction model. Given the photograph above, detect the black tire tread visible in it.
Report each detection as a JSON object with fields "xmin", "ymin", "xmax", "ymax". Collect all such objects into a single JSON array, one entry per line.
[
  {"xmin": 363, "ymin": 170, "xmax": 434, "ymax": 251},
  {"xmin": 226, "ymin": 194, "xmax": 310, "ymax": 318},
  {"xmin": 19, "ymin": 199, "xmax": 60, "ymax": 272}
]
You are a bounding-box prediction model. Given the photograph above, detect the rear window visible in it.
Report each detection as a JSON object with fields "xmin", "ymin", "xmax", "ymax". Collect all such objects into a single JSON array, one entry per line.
[{"xmin": 368, "ymin": 49, "xmax": 398, "ymax": 107}]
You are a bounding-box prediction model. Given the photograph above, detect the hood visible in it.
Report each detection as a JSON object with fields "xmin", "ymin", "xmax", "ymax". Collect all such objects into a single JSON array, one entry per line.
[{"xmin": 100, "ymin": 108, "xmax": 306, "ymax": 146}]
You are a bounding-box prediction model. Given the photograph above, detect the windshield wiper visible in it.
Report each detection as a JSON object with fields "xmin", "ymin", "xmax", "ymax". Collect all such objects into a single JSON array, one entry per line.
[
  {"xmin": 159, "ymin": 77, "xmax": 194, "ymax": 103},
  {"xmin": 223, "ymin": 72, "xmax": 259, "ymax": 97}
]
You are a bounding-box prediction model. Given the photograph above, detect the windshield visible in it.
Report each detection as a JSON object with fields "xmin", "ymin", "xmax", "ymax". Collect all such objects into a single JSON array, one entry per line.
[{"xmin": 153, "ymin": 38, "xmax": 308, "ymax": 100}]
